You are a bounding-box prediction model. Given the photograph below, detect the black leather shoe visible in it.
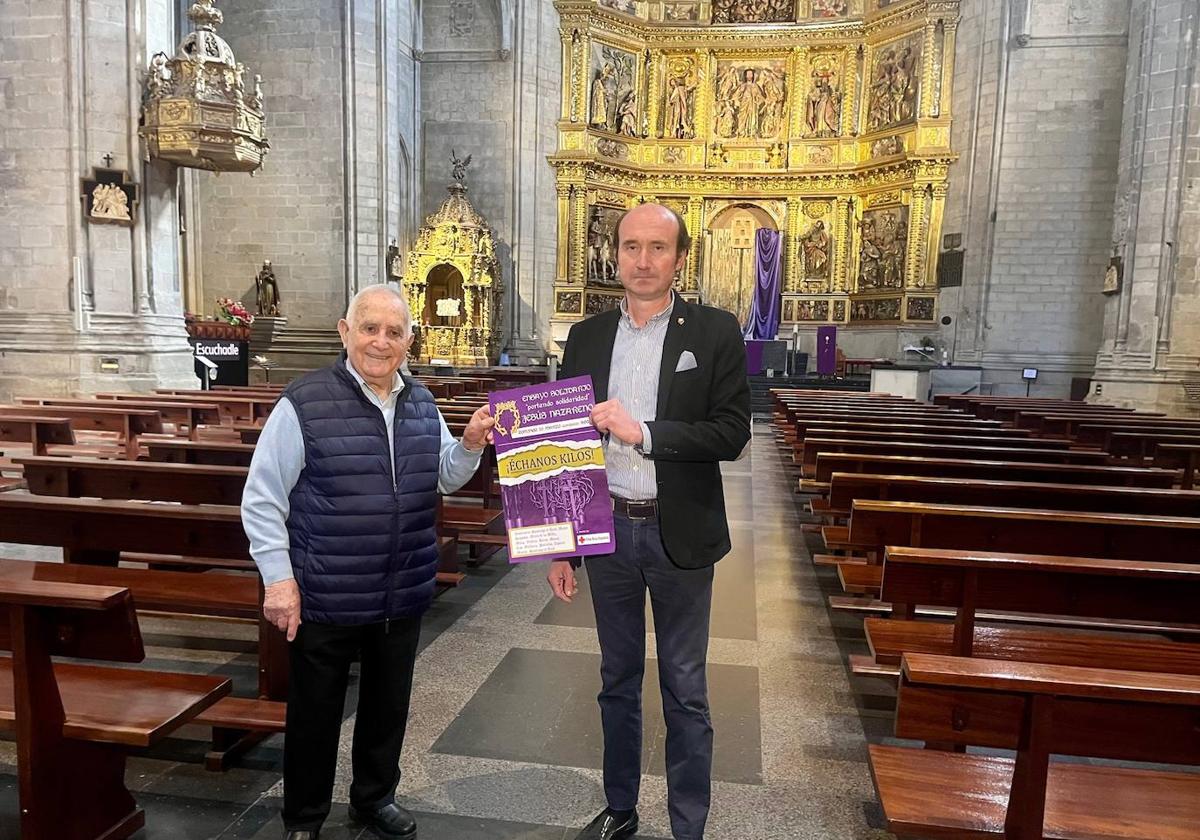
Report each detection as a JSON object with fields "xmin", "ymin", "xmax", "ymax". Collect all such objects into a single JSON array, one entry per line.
[
  {"xmin": 348, "ymin": 802, "xmax": 417, "ymax": 840},
  {"xmin": 282, "ymin": 831, "xmax": 319, "ymax": 840},
  {"xmin": 574, "ymin": 808, "xmax": 639, "ymax": 840}
]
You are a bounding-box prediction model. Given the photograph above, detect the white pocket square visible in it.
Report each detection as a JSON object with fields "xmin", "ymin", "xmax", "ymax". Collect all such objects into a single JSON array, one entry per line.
[{"xmin": 675, "ymin": 350, "xmax": 698, "ymax": 373}]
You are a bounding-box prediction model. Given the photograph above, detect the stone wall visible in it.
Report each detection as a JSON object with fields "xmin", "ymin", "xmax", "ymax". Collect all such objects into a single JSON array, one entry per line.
[
  {"xmin": 0, "ymin": 0, "xmax": 193, "ymax": 400},
  {"xmin": 1091, "ymin": 0, "xmax": 1200, "ymax": 414},
  {"xmin": 937, "ymin": 0, "xmax": 1131, "ymax": 397}
]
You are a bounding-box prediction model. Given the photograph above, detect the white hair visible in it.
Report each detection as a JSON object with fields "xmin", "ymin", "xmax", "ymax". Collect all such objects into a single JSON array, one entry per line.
[{"xmin": 344, "ymin": 284, "xmax": 413, "ymax": 336}]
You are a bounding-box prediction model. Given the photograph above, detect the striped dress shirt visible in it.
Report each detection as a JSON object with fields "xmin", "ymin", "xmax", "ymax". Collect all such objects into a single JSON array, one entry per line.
[{"xmin": 605, "ymin": 293, "xmax": 673, "ymax": 501}]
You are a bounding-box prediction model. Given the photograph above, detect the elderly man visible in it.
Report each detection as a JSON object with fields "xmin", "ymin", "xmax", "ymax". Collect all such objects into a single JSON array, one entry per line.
[
  {"xmin": 550, "ymin": 203, "xmax": 751, "ymax": 840},
  {"xmin": 242, "ymin": 284, "xmax": 493, "ymax": 840}
]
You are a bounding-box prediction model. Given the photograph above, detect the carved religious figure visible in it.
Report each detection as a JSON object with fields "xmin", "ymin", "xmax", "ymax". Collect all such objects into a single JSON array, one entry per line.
[
  {"xmin": 616, "ymin": 94, "xmax": 639, "ymax": 137},
  {"xmin": 714, "ymin": 64, "xmax": 786, "ymax": 140},
  {"xmin": 732, "ymin": 69, "xmax": 765, "ymax": 138},
  {"xmin": 665, "ymin": 76, "xmax": 697, "ymax": 139},
  {"xmin": 712, "ymin": 0, "xmax": 794, "ymax": 24},
  {"xmin": 590, "ymin": 64, "xmax": 616, "ymax": 130},
  {"xmin": 450, "ymin": 149, "xmax": 472, "ymax": 184},
  {"xmin": 805, "ymin": 67, "xmax": 841, "ymax": 137},
  {"xmin": 91, "ymin": 183, "xmax": 131, "ymax": 221},
  {"xmin": 858, "ymin": 209, "xmax": 908, "ymax": 290},
  {"xmin": 802, "ymin": 220, "xmax": 830, "ymax": 279},
  {"xmin": 255, "ymin": 260, "xmax": 282, "ymax": 316},
  {"xmin": 868, "ymin": 39, "xmax": 921, "ymax": 131}
]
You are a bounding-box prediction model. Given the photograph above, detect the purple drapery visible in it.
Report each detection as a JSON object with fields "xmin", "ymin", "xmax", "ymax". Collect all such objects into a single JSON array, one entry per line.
[{"xmin": 744, "ymin": 228, "xmax": 782, "ymax": 340}]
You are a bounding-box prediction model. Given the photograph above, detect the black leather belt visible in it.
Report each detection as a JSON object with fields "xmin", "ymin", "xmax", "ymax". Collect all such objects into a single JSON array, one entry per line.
[{"xmin": 611, "ymin": 495, "xmax": 658, "ymax": 520}]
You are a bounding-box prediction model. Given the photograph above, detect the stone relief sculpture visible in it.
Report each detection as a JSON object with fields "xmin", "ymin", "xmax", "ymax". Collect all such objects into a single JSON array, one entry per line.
[
  {"xmin": 858, "ymin": 207, "xmax": 909, "ymax": 290},
  {"xmin": 90, "ymin": 183, "xmax": 131, "ymax": 221},
  {"xmin": 804, "ymin": 60, "xmax": 842, "ymax": 137},
  {"xmin": 714, "ymin": 62, "xmax": 787, "ymax": 140},
  {"xmin": 867, "ymin": 37, "xmax": 921, "ymax": 131},
  {"xmin": 589, "ymin": 44, "xmax": 637, "ymax": 135},
  {"xmin": 712, "ymin": 0, "xmax": 795, "ymax": 24}
]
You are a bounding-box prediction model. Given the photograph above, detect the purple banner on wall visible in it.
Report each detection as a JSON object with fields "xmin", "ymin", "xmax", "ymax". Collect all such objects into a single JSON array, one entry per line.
[
  {"xmin": 816, "ymin": 325, "xmax": 838, "ymax": 376},
  {"xmin": 489, "ymin": 376, "xmax": 616, "ymax": 564},
  {"xmin": 743, "ymin": 228, "xmax": 783, "ymax": 340}
]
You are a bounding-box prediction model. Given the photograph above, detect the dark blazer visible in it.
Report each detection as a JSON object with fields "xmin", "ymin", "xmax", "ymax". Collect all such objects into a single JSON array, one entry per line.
[{"xmin": 560, "ymin": 295, "xmax": 752, "ymax": 569}]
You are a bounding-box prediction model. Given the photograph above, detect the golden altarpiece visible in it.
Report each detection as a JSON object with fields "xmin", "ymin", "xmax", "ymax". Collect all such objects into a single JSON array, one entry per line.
[
  {"xmin": 401, "ymin": 167, "xmax": 502, "ymax": 366},
  {"xmin": 549, "ymin": 0, "xmax": 959, "ymax": 339}
]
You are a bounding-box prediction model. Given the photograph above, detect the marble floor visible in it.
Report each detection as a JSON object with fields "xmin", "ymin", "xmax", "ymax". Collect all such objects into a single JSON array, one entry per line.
[{"xmin": 0, "ymin": 425, "xmax": 894, "ymax": 839}]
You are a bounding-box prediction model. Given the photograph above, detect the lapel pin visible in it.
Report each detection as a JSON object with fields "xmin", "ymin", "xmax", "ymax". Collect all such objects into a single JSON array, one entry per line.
[{"xmin": 677, "ymin": 317, "xmax": 685, "ymax": 325}]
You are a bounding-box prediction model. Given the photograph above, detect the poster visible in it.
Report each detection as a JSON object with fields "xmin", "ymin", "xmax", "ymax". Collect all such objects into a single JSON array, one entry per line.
[{"xmin": 489, "ymin": 375, "xmax": 616, "ymax": 563}]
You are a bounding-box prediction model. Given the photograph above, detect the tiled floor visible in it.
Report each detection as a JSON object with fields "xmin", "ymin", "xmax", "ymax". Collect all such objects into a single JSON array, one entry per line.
[{"xmin": 0, "ymin": 425, "xmax": 893, "ymax": 839}]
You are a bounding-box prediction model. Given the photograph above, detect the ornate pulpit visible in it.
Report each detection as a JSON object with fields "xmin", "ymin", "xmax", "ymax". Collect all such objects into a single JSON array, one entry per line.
[{"xmin": 402, "ymin": 157, "xmax": 502, "ymax": 366}]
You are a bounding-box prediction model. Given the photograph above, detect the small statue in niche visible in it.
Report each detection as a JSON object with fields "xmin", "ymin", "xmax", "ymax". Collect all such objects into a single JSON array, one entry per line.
[
  {"xmin": 255, "ymin": 260, "xmax": 282, "ymax": 316},
  {"xmin": 450, "ymin": 149, "xmax": 472, "ymax": 184},
  {"xmin": 616, "ymin": 94, "xmax": 639, "ymax": 137},
  {"xmin": 387, "ymin": 239, "xmax": 403, "ymax": 279},
  {"xmin": 801, "ymin": 220, "xmax": 830, "ymax": 279}
]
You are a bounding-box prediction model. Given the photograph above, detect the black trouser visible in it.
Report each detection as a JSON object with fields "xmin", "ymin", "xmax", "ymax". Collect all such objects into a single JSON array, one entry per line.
[
  {"xmin": 584, "ymin": 512, "xmax": 715, "ymax": 840},
  {"xmin": 282, "ymin": 616, "xmax": 422, "ymax": 832}
]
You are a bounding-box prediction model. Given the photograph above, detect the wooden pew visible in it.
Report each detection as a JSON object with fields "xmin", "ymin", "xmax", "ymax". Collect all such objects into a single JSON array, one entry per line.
[
  {"xmin": 110, "ymin": 391, "xmax": 275, "ymax": 424},
  {"xmin": 0, "ymin": 414, "xmax": 74, "ymax": 456},
  {"xmin": 825, "ymin": 473, "xmax": 1200, "ymax": 519},
  {"xmin": 861, "ymin": 546, "xmax": 1200, "ymax": 678},
  {"xmin": 145, "ymin": 439, "xmax": 255, "ymax": 467},
  {"xmin": 1156, "ymin": 443, "xmax": 1200, "ymax": 489},
  {"xmin": 847, "ymin": 501, "xmax": 1200, "ymax": 572},
  {"xmin": 1108, "ymin": 430, "xmax": 1200, "ymax": 461},
  {"xmin": 0, "ymin": 578, "xmax": 230, "ymax": 839},
  {"xmin": 0, "ymin": 404, "xmax": 162, "ymax": 459},
  {"xmin": 19, "ymin": 397, "xmax": 221, "ymax": 441},
  {"xmin": 806, "ymin": 453, "xmax": 1178, "ymax": 492},
  {"xmin": 791, "ymin": 420, "xmax": 1033, "ymax": 441},
  {"xmin": 17, "ymin": 456, "xmax": 246, "ymax": 506},
  {"xmin": 870, "ymin": 653, "xmax": 1200, "ymax": 840},
  {"xmin": 798, "ymin": 438, "xmax": 1107, "ymax": 476}
]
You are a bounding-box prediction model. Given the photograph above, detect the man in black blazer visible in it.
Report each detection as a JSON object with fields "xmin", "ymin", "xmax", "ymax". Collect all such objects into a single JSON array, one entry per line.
[{"xmin": 548, "ymin": 203, "xmax": 751, "ymax": 840}]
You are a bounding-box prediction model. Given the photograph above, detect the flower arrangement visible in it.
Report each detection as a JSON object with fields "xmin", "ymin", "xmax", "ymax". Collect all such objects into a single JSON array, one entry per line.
[{"xmin": 216, "ymin": 297, "xmax": 255, "ymax": 327}]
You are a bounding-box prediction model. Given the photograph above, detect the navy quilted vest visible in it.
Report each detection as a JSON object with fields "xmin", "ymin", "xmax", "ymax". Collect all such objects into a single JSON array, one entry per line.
[{"xmin": 283, "ymin": 358, "xmax": 441, "ymax": 625}]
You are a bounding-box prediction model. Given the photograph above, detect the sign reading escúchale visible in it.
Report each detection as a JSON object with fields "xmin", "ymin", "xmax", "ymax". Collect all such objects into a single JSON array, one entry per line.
[{"xmin": 489, "ymin": 375, "xmax": 616, "ymax": 563}]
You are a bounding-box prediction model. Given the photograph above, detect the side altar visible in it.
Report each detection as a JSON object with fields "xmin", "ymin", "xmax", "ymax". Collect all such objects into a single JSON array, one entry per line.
[
  {"xmin": 401, "ymin": 157, "xmax": 503, "ymax": 366},
  {"xmin": 549, "ymin": 0, "xmax": 960, "ymax": 349}
]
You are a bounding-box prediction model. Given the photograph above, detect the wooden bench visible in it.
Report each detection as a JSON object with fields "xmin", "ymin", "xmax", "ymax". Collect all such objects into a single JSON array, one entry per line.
[
  {"xmin": 0, "ymin": 414, "xmax": 74, "ymax": 456},
  {"xmin": 1156, "ymin": 442, "xmax": 1200, "ymax": 489},
  {"xmin": 824, "ymin": 473, "xmax": 1200, "ymax": 519},
  {"xmin": 861, "ymin": 546, "xmax": 1200, "ymax": 676},
  {"xmin": 145, "ymin": 439, "xmax": 255, "ymax": 466},
  {"xmin": 19, "ymin": 397, "xmax": 221, "ymax": 441},
  {"xmin": 799, "ymin": 438, "xmax": 1107, "ymax": 477},
  {"xmin": 806, "ymin": 453, "xmax": 1178, "ymax": 492},
  {"xmin": 847, "ymin": 501, "xmax": 1200, "ymax": 571},
  {"xmin": 0, "ymin": 404, "xmax": 162, "ymax": 459},
  {"xmin": 18, "ymin": 455, "xmax": 246, "ymax": 506},
  {"xmin": 0, "ymin": 577, "xmax": 230, "ymax": 839},
  {"xmin": 870, "ymin": 653, "xmax": 1200, "ymax": 840}
]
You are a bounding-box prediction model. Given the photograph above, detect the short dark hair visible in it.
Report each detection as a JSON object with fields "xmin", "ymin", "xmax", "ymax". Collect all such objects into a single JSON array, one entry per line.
[{"xmin": 614, "ymin": 204, "xmax": 691, "ymax": 255}]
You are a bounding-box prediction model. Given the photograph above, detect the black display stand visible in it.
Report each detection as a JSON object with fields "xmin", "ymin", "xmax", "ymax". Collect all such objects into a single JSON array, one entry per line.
[{"xmin": 190, "ymin": 338, "xmax": 249, "ymax": 388}]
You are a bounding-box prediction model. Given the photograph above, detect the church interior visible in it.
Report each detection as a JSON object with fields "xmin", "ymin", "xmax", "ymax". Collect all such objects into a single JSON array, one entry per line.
[{"xmin": 0, "ymin": 0, "xmax": 1199, "ymax": 838}]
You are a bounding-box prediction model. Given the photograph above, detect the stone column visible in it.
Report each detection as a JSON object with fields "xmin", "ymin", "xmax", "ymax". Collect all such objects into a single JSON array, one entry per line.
[{"xmin": 1091, "ymin": 0, "xmax": 1199, "ymax": 414}]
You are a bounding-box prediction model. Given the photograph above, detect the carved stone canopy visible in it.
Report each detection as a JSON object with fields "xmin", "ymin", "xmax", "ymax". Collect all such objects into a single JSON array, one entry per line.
[{"xmin": 140, "ymin": 0, "xmax": 268, "ymax": 173}]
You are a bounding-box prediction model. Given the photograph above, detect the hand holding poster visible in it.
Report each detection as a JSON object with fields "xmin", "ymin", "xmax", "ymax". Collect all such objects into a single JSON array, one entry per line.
[{"xmin": 489, "ymin": 375, "xmax": 616, "ymax": 563}]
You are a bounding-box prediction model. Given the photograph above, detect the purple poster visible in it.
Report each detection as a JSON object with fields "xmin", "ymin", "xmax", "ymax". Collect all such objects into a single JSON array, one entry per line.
[
  {"xmin": 489, "ymin": 375, "xmax": 616, "ymax": 564},
  {"xmin": 816, "ymin": 325, "xmax": 838, "ymax": 375}
]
